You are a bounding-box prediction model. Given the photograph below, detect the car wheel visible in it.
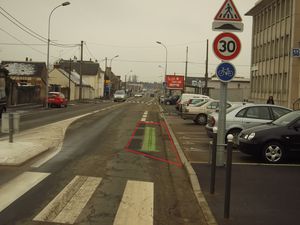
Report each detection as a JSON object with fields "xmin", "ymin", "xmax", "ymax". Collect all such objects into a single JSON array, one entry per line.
[
  {"xmin": 196, "ymin": 114, "xmax": 207, "ymax": 125},
  {"xmin": 226, "ymin": 128, "xmax": 242, "ymax": 148},
  {"xmin": 262, "ymin": 142, "xmax": 285, "ymax": 163}
]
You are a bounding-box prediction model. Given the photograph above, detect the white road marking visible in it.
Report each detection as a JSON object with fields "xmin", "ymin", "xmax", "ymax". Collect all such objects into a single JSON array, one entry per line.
[
  {"xmin": 34, "ymin": 176, "xmax": 102, "ymax": 224},
  {"xmin": 0, "ymin": 172, "xmax": 50, "ymax": 213},
  {"xmin": 113, "ymin": 180, "xmax": 154, "ymax": 225}
]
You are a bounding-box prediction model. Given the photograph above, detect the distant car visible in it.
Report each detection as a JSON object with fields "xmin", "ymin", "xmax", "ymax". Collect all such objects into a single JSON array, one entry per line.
[
  {"xmin": 205, "ymin": 104, "xmax": 292, "ymax": 145},
  {"xmin": 134, "ymin": 93, "xmax": 143, "ymax": 97},
  {"xmin": 238, "ymin": 111, "xmax": 300, "ymax": 163},
  {"xmin": 159, "ymin": 95, "xmax": 165, "ymax": 104},
  {"xmin": 114, "ymin": 90, "xmax": 127, "ymax": 102},
  {"xmin": 164, "ymin": 95, "xmax": 180, "ymax": 105},
  {"xmin": 47, "ymin": 92, "xmax": 68, "ymax": 108}
]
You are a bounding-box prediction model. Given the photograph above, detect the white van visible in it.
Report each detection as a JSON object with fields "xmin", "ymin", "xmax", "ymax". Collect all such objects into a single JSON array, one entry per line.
[{"xmin": 176, "ymin": 93, "xmax": 210, "ymax": 112}]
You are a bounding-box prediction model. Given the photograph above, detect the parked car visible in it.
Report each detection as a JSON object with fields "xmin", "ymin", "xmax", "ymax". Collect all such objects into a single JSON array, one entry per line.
[
  {"xmin": 113, "ymin": 90, "xmax": 127, "ymax": 102},
  {"xmin": 182, "ymin": 99, "xmax": 232, "ymax": 125},
  {"xmin": 134, "ymin": 93, "xmax": 143, "ymax": 97},
  {"xmin": 47, "ymin": 92, "xmax": 68, "ymax": 108},
  {"xmin": 238, "ymin": 111, "xmax": 300, "ymax": 163},
  {"xmin": 205, "ymin": 104, "xmax": 292, "ymax": 145},
  {"xmin": 176, "ymin": 93, "xmax": 210, "ymax": 112},
  {"xmin": 159, "ymin": 95, "xmax": 165, "ymax": 104},
  {"xmin": 164, "ymin": 95, "xmax": 180, "ymax": 105}
]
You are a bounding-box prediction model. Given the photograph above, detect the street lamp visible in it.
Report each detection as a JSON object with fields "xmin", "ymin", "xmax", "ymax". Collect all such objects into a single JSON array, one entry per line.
[
  {"xmin": 46, "ymin": 1, "xmax": 70, "ymax": 108},
  {"xmin": 109, "ymin": 55, "xmax": 119, "ymax": 67},
  {"xmin": 156, "ymin": 41, "xmax": 168, "ymax": 96},
  {"xmin": 156, "ymin": 41, "xmax": 168, "ymax": 77}
]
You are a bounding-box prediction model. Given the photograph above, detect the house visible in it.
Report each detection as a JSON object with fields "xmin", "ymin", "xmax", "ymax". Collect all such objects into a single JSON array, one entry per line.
[
  {"xmin": 1, "ymin": 60, "xmax": 47, "ymax": 105},
  {"xmin": 55, "ymin": 59, "xmax": 104, "ymax": 99},
  {"xmin": 49, "ymin": 68, "xmax": 94, "ymax": 100},
  {"xmin": 105, "ymin": 67, "xmax": 121, "ymax": 97}
]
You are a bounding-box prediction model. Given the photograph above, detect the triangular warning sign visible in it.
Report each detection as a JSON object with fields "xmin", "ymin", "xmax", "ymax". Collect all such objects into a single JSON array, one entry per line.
[{"xmin": 214, "ymin": 0, "xmax": 242, "ymax": 22}]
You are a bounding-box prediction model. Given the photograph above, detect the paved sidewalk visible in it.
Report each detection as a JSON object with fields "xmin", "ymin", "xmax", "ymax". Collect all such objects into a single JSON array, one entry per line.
[{"xmin": 0, "ymin": 115, "xmax": 84, "ymax": 166}]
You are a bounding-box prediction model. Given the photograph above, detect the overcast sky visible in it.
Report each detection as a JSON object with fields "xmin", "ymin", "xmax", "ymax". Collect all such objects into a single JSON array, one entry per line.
[{"xmin": 0, "ymin": 0, "xmax": 257, "ymax": 82}]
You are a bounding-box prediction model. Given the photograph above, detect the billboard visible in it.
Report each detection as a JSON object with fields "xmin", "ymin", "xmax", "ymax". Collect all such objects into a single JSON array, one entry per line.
[{"xmin": 165, "ymin": 75, "xmax": 184, "ymax": 90}]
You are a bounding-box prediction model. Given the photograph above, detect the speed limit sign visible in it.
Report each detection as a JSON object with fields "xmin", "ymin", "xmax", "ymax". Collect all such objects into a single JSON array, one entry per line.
[{"xmin": 213, "ymin": 32, "xmax": 241, "ymax": 61}]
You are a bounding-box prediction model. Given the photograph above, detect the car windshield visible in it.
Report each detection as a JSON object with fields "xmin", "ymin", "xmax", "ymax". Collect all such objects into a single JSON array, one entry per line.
[
  {"xmin": 115, "ymin": 90, "xmax": 125, "ymax": 94},
  {"xmin": 49, "ymin": 93, "xmax": 59, "ymax": 98},
  {"xmin": 273, "ymin": 111, "xmax": 300, "ymax": 126}
]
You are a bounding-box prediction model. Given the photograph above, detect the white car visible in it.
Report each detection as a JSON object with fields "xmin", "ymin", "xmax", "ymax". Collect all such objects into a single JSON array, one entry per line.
[
  {"xmin": 182, "ymin": 99, "xmax": 232, "ymax": 125},
  {"xmin": 113, "ymin": 90, "xmax": 127, "ymax": 102},
  {"xmin": 176, "ymin": 93, "xmax": 210, "ymax": 112},
  {"xmin": 134, "ymin": 93, "xmax": 143, "ymax": 97}
]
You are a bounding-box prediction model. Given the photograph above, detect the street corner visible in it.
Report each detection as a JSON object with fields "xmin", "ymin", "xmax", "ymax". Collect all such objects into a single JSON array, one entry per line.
[{"xmin": 125, "ymin": 121, "xmax": 182, "ymax": 167}]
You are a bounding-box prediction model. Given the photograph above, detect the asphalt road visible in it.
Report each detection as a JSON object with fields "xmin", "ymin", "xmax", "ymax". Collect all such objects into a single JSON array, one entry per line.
[{"xmin": 0, "ymin": 97, "xmax": 207, "ymax": 225}]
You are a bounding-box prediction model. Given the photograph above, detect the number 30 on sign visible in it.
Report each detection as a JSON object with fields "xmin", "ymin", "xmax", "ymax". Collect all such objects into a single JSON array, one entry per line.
[{"xmin": 213, "ymin": 32, "xmax": 241, "ymax": 61}]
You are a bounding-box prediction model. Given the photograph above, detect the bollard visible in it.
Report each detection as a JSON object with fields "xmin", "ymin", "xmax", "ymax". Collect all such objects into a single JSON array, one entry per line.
[
  {"xmin": 210, "ymin": 127, "xmax": 218, "ymax": 194},
  {"xmin": 224, "ymin": 134, "xmax": 234, "ymax": 219},
  {"xmin": 9, "ymin": 113, "xmax": 13, "ymax": 143}
]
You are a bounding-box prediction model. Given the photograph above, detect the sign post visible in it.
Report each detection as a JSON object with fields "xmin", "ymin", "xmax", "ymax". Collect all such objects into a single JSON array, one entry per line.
[{"xmin": 212, "ymin": 0, "xmax": 243, "ymax": 219}]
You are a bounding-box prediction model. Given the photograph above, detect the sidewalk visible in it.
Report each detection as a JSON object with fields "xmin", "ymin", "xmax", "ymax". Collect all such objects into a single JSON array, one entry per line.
[{"xmin": 0, "ymin": 115, "xmax": 83, "ymax": 166}]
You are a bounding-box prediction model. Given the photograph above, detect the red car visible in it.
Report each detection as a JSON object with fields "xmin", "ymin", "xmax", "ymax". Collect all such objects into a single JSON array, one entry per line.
[{"xmin": 47, "ymin": 92, "xmax": 68, "ymax": 108}]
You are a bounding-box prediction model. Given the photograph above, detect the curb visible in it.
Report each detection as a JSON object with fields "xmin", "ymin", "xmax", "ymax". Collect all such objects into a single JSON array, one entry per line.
[{"xmin": 159, "ymin": 105, "xmax": 218, "ymax": 225}]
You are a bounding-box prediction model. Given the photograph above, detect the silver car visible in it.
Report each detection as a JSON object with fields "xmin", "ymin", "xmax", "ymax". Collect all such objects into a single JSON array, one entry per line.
[
  {"xmin": 205, "ymin": 104, "xmax": 292, "ymax": 144},
  {"xmin": 113, "ymin": 90, "xmax": 127, "ymax": 102}
]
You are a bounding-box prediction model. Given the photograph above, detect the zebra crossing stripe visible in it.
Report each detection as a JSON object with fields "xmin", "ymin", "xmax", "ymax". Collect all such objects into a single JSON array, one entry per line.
[
  {"xmin": 34, "ymin": 176, "xmax": 102, "ymax": 224},
  {"xmin": 0, "ymin": 172, "xmax": 50, "ymax": 213},
  {"xmin": 113, "ymin": 180, "xmax": 154, "ymax": 225}
]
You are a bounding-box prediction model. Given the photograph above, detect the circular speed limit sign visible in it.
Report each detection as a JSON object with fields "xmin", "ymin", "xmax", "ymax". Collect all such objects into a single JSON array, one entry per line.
[{"xmin": 213, "ymin": 32, "xmax": 241, "ymax": 61}]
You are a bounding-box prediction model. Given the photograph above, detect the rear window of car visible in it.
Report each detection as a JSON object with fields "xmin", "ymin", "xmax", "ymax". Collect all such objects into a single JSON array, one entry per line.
[
  {"xmin": 271, "ymin": 107, "xmax": 292, "ymax": 120},
  {"xmin": 49, "ymin": 93, "xmax": 59, "ymax": 98},
  {"xmin": 115, "ymin": 90, "xmax": 125, "ymax": 94}
]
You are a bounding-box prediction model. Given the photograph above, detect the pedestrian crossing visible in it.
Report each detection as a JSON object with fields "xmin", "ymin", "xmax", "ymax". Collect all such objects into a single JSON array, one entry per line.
[
  {"xmin": 126, "ymin": 100, "xmax": 158, "ymax": 105},
  {"xmin": 0, "ymin": 172, "xmax": 154, "ymax": 225}
]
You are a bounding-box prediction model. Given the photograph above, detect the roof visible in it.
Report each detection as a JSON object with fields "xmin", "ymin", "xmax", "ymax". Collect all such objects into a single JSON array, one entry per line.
[
  {"xmin": 245, "ymin": 0, "xmax": 273, "ymax": 16},
  {"xmin": 57, "ymin": 68, "xmax": 91, "ymax": 87},
  {"xmin": 57, "ymin": 60, "xmax": 101, "ymax": 76},
  {"xmin": 1, "ymin": 61, "xmax": 46, "ymax": 77}
]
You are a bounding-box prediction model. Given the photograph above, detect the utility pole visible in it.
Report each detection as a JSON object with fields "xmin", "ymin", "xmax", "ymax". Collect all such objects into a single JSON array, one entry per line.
[
  {"xmin": 103, "ymin": 57, "xmax": 107, "ymax": 98},
  {"xmin": 69, "ymin": 58, "xmax": 71, "ymax": 100},
  {"xmin": 184, "ymin": 46, "xmax": 188, "ymax": 93},
  {"xmin": 204, "ymin": 39, "xmax": 209, "ymax": 95},
  {"xmin": 125, "ymin": 75, "xmax": 127, "ymax": 93},
  {"xmin": 79, "ymin": 40, "xmax": 83, "ymax": 100}
]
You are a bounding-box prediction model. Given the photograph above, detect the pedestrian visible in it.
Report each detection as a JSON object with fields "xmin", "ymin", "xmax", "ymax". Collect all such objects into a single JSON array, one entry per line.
[{"xmin": 266, "ymin": 96, "xmax": 274, "ymax": 104}]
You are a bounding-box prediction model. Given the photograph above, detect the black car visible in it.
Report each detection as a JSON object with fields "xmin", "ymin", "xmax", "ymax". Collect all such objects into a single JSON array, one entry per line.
[
  {"xmin": 238, "ymin": 111, "xmax": 300, "ymax": 163},
  {"xmin": 164, "ymin": 95, "xmax": 180, "ymax": 105}
]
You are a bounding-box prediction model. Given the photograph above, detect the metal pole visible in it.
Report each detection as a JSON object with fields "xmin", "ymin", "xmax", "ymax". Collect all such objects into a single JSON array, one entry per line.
[
  {"xmin": 216, "ymin": 81, "xmax": 227, "ymax": 166},
  {"xmin": 204, "ymin": 39, "xmax": 209, "ymax": 95},
  {"xmin": 79, "ymin": 40, "xmax": 83, "ymax": 100},
  {"xmin": 184, "ymin": 46, "xmax": 188, "ymax": 93},
  {"xmin": 9, "ymin": 113, "xmax": 13, "ymax": 143},
  {"xmin": 224, "ymin": 134, "xmax": 234, "ymax": 219},
  {"xmin": 210, "ymin": 127, "xmax": 218, "ymax": 194},
  {"xmin": 46, "ymin": 2, "xmax": 70, "ymax": 108},
  {"xmin": 69, "ymin": 58, "xmax": 71, "ymax": 100}
]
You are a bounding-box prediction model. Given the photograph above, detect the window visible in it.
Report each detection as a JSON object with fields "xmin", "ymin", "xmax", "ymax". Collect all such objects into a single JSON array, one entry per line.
[
  {"xmin": 236, "ymin": 108, "xmax": 247, "ymax": 118},
  {"xmin": 245, "ymin": 106, "xmax": 271, "ymax": 120},
  {"xmin": 271, "ymin": 106, "xmax": 291, "ymax": 120}
]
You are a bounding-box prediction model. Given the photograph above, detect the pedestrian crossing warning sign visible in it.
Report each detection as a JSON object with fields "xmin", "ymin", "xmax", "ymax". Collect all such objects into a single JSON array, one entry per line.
[{"xmin": 214, "ymin": 0, "xmax": 242, "ymax": 22}]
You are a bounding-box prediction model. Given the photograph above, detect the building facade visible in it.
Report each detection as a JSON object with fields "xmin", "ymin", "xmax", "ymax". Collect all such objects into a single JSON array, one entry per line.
[{"xmin": 246, "ymin": 0, "xmax": 300, "ymax": 108}]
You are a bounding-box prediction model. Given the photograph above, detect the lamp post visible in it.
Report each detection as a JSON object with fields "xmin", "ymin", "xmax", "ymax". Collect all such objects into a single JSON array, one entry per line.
[
  {"xmin": 109, "ymin": 55, "xmax": 119, "ymax": 67},
  {"xmin": 156, "ymin": 41, "xmax": 168, "ymax": 96},
  {"xmin": 46, "ymin": 1, "xmax": 70, "ymax": 108}
]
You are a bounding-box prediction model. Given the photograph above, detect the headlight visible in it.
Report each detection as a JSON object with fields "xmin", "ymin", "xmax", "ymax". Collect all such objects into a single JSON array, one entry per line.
[{"xmin": 247, "ymin": 133, "xmax": 255, "ymax": 140}]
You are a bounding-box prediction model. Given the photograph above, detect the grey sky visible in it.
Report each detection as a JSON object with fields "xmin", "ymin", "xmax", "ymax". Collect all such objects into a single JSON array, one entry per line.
[{"xmin": 0, "ymin": 0, "xmax": 257, "ymax": 82}]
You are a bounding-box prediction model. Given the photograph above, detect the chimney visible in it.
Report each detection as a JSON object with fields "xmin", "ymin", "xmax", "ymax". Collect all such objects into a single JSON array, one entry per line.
[{"xmin": 25, "ymin": 57, "xmax": 28, "ymax": 61}]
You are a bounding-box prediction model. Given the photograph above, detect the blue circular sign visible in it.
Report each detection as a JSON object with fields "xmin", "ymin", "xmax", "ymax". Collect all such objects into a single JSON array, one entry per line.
[{"xmin": 216, "ymin": 62, "xmax": 236, "ymax": 82}]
